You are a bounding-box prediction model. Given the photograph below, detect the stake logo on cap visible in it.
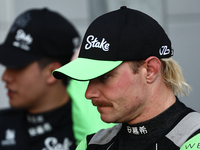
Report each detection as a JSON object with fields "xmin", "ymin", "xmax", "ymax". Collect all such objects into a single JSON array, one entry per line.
[
  {"xmin": 85, "ymin": 35, "xmax": 110, "ymax": 52},
  {"xmin": 53, "ymin": 6, "xmax": 173, "ymax": 81},
  {"xmin": 13, "ymin": 29, "xmax": 33, "ymax": 51}
]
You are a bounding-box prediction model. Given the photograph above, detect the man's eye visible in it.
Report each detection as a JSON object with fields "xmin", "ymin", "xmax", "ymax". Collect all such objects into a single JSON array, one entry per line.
[{"xmin": 101, "ymin": 74, "xmax": 108, "ymax": 80}]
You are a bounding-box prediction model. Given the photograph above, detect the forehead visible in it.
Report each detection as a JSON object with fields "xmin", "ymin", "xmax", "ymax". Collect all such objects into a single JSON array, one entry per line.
[
  {"xmin": 104, "ymin": 61, "xmax": 132, "ymax": 75},
  {"xmin": 9, "ymin": 61, "xmax": 39, "ymax": 71}
]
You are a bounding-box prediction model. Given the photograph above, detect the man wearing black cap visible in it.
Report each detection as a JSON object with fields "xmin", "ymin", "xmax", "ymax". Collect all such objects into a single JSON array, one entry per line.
[
  {"xmin": 0, "ymin": 8, "xmax": 114, "ymax": 150},
  {"xmin": 53, "ymin": 6, "xmax": 200, "ymax": 150}
]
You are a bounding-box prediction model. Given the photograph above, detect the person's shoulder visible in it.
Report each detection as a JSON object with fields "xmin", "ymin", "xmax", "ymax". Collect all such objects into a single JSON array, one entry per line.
[
  {"xmin": 184, "ymin": 111, "xmax": 200, "ymax": 140},
  {"xmin": 87, "ymin": 124, "xmax": 122, "ymax": 144},
  {"xmin": 167, "ymin": 111, "xmax": 200, "ymax": 149}
]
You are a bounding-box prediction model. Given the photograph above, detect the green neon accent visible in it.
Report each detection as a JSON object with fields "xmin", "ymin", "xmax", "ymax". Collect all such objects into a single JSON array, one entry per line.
[
  {"xmin": 76, "ymin": 137, "xmax": 87, "ymax": 150},
  {"xmin": 53, "ymin": 58, "xmax": 123, "ymax": 81},
  {"xmin": 180, "ymin": 133, "xmax": 200, "ymax": 150}
]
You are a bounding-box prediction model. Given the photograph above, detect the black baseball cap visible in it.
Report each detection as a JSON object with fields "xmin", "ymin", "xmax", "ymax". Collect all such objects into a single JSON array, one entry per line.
[
  {"xmin": 0, "ymin": 8, "xmax": 80, "ymax": 68},
  {"xmin": 53, "ymin": 6, "xmax": 173, "ymax": 81}
]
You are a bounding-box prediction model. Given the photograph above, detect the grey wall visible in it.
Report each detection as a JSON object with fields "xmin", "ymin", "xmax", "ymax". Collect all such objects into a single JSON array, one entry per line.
[
  {"xmin": 167, "ymin": 0, "xmax": 200, "ymax": 111},
  {"xmin": 0, "ymin": 0, "xmax": 200, "ymax": 112}
]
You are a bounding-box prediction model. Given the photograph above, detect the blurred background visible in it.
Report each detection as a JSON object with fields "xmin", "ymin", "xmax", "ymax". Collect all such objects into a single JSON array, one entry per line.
[{"xmin": 0, "ymin": 0, "xmax": 200, "ymax": 112}]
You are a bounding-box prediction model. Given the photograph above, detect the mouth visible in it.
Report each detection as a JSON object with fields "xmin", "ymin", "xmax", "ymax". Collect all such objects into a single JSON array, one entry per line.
[
  {"xmin": 6, "ymin": 86, "xmax": 16, "ymax": 98},
  {"xmin": 7, "ymin": 89, "xmax": 14, "ymax": 97}
]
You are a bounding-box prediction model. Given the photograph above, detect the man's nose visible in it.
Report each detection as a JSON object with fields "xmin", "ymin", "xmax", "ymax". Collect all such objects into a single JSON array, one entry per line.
[
  {"xmin": 2, "ymin": 68, "xmax": 13, "ymax": 83},
  {"xmin": 85, "ymin": 79, "xmax": 100, "ymax": 100}
]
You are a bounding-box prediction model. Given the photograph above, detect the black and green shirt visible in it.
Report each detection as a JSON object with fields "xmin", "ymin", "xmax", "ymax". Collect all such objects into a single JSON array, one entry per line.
[{"xmin": 76, "ymin": 98, "xmax": 200, "ymax": 150}]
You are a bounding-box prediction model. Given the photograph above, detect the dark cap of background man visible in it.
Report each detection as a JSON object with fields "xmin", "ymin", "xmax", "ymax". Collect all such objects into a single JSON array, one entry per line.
[
  {"xmin": 0, "ymin": 8, "xmax": 80, "ymax": 68},
  {"xmin": 53, "ymin": 6, "xmax": 173, "ymax": 81}
]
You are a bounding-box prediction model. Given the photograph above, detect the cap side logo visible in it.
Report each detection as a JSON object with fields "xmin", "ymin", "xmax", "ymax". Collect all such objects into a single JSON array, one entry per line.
[
  {"xmin": 85, "ymin": 35, "xmax": 110, "ymax": 51},
  {"xmin": 13, "ymin": 29, "xmax": 33, "ymax": 51},
  {"xmin": 159, "ymin": 46, "xmax": 170, "ymax": 56}
]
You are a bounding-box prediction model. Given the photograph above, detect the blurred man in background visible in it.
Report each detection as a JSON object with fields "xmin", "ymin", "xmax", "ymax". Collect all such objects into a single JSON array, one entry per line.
[{"xmin": 0, "ymin": 8, "xmax": 114, "ymax": 150}]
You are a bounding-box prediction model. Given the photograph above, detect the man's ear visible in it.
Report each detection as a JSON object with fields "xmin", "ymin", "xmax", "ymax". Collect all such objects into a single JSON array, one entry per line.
[
  {"xmin": 45, "ymin": 62, "xmax": 62, "ymax": 85},
  {"xmin": 145, "ymin": 56, "xmax": 161, "ymax": 84}
]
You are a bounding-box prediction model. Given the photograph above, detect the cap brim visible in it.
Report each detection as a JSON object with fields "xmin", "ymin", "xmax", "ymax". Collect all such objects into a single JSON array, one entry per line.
[
  {"xmin": 0, "ymin": 44, "xmax": 42, "ymax": 68},
  {"xmin": 53, "ymin": 57, "xmax": 123, "ymax": 81}
]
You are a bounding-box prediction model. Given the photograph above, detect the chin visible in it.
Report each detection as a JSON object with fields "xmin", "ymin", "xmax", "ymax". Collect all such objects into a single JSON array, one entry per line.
[
  {"xmin": 9, "ymin": 101, "xmax": 23, "ymax": 109},
  {"xmin": 101, "ymin": 116, "xmax": 115, "ymax": 123}
]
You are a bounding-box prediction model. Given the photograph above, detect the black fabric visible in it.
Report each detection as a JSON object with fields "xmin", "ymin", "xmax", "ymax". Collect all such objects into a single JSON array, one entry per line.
[
  {"xmin": 117, "ymin": 100, "xmax": 193, "ymax": 150},
  {"xmin": 0, "ymin": 101, "xmax": 76, "ymax": 150},
  {"xmin": 86, "ymin": 98, "xmax": 200, "ymax": 150}
]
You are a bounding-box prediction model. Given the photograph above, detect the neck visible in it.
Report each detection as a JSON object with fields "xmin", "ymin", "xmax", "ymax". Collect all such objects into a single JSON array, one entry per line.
[
  {"xmin": 28, "ymin": 84, "xmax": 70, "ymax": 114},
  {"xmin": 128, "ymin": 81, "xmax": 176, "ymax": 125}
]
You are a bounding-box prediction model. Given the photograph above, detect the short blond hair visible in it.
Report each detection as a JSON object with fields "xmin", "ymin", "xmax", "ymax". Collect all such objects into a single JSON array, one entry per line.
[{"xmin": 160, "ymin": 58, "xmax": 191, "ymax": 97}]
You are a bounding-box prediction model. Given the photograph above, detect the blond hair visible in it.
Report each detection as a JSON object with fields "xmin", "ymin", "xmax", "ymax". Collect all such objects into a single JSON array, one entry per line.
[
  {"xmin": 160, "ymin": 58, "xmax": 191, "ymax": 97},
  {"xmin": 130, "ymin": 58, "xmax": 191, "ymax": 97}
]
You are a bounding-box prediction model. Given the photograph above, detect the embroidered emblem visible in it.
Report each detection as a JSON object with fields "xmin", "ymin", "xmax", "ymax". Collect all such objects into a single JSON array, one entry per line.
[
  {"xmin": 85, "ymin": 35, "xmax": 110, "ymax": 51},
  {"xmin": 127, "ymin": 125, "xmax": 148, "ymax": 135},
  {"xmin": 42, "ymin": 137, "xmax": 72, "ymax": 150},
  {"xmin": 159, "ymin": 45, "xmax": 170, "ymax": 56},
  {"xmin": 1, "ymin": 129, "xmax": 16, "ymax": 146},
  {"xmin": 13, "ymin": 29, "xmax": 33, "ymax": 51},
  {"xmin": 28, "ymin": 122, "xmax": 52, "ymax": 137}
]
